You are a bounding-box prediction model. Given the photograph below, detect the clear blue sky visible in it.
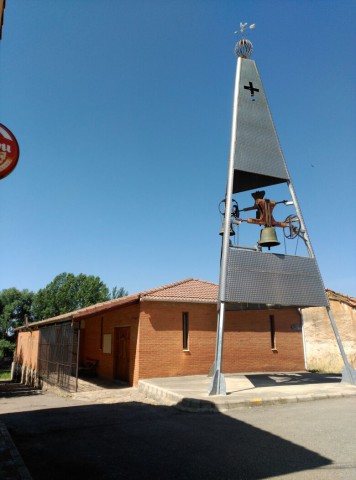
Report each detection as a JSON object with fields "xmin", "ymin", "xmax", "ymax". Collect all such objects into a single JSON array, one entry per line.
[{"xmin": 0, "ymin": 0, "xmax": 355, "ymax": 297}]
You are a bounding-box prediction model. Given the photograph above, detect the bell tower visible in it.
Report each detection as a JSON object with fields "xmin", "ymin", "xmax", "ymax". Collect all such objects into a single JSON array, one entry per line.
[{"xmin": 209, "ymin": 24, "xmax": 356, "ymax": 395}]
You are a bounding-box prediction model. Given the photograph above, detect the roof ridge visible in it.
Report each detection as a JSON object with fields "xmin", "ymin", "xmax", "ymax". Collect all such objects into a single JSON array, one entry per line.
[
  {"xmin": 139, "ymin": 278, "xmax": 194, "ymax": 298},
  {"xmin": 190, "ymin": 278, "xmax": 218, "ymax": 287},
  {"xmin": 326, "ymin": 288, "xmax": 356, "ymax": 306},
  {"xmin": 326, "ymin": 288, "xmax": 355, "ymax": 298}
]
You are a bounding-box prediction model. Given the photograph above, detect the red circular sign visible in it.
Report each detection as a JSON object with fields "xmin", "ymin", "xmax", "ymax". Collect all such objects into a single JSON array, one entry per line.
[{"xmin": 0, "ymin": 123, "xmax": 20, "ymax": 179}]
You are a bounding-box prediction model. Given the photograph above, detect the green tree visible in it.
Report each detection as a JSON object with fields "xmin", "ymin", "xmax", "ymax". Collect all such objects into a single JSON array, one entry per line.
[
  {"xmin": 31, "ymin": 273, "xmax": 127, "ymax": 320},
  {"xmin": 110, "ymin": 286, "xmax": 128, "ymax": 299},
  {"xmin": 0, "ymin": 339, "xmax": 15, "ymax": 359},
  {"xmin": 0, "ymin": 288, "xmax": 35, "ymax": 340}
]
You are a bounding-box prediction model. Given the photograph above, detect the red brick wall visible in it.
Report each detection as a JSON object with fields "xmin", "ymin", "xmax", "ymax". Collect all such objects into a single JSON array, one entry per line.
[
  {"xmin": 223, "ymin": 309, "xmax": 305, "ymax": 372},
  {"xmin": 16, "ymin": 301, "xmax": 305, "ymax": 387},
  {"xmin": 138, "ymin": 302, "xmax": 217, "ymax": 380},
  {"xmin": 137, "ymin": 301, "xmax": 305, "ymax": 382},
  {"xmin": 78, "ymin": 303, "xmax": 140, "ymax": 385}
]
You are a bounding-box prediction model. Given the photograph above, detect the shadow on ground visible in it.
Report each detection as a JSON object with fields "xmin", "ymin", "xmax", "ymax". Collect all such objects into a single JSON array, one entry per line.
[
  {"xmin": 1, "ymin": 384, "xmax": 332, "ymax": 480},
  {"xmin": 77, "ymin": 376, "xmax": 130, "ymax": 390},
  {"xmin": 0, "ymin": 380, "xmax": 40, "ymax": 398},
  {"xmin": 246, "ymin": 372, "xmax": 341, "ymax": 388}
]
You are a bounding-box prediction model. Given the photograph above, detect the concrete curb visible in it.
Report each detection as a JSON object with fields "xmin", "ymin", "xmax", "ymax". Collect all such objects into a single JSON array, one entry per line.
[
  {"xmin": 138, "ymin": 380, "xmax": 356, "ymax": 412},
  {"xmin": 0, "ymin": 421, "xmax": 32, "ymax": 480}
]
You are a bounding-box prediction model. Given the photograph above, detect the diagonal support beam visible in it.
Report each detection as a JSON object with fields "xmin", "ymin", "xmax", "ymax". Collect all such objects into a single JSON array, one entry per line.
[
  {"xmin": 208, "ymin": 57, "xmax": 243, "ymax": 396},
  {"xmin": 326, "ymin": 307, "xmax": 356, "ymax": 385}
]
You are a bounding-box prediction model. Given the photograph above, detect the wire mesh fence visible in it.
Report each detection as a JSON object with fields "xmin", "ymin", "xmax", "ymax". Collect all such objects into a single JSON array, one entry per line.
[{"xmin": 37, "ymin": 322, "xmax": 79, "ymax": 392}]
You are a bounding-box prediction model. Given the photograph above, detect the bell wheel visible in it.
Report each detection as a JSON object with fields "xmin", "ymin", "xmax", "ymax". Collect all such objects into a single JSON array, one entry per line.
[
  {"xmin": 219, "ymin": 198, "xmax": 239, "ymax": 218},
  {"xmin": 283, "ymin": 214, "xmax": 301, "ymax": 239}
]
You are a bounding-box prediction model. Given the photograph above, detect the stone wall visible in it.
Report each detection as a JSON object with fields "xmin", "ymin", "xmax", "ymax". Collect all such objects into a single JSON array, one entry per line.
[
  {"xmin": 12, "ymin": 330, "xmax": 41, "ymax": 388},
  {"xmin": 302, "ymin": 293, "xmax": 356, "ymax": 372}
]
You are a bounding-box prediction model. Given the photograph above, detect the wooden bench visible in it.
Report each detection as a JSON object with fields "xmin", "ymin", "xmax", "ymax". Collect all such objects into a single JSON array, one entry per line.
[{"xmin": 78, "ymin": 358, "xmax": 98, "ymax": 377}]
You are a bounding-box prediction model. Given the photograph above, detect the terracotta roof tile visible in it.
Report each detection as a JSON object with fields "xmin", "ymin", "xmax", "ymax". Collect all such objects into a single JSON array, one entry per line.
[
  {"xmin": 21, "ymin": 281, "xmax": 353, "ymax": 331},
  {"xmin": 17, "ymin": 279, "xmax": 218, "ymax": 330},
  {"xmin": 326, "ymin": 289, "xmax": 356, "ymax": 308},
  {"xmin": 142, "ymin": 278, "xmax": 218, "ymax": 303}
]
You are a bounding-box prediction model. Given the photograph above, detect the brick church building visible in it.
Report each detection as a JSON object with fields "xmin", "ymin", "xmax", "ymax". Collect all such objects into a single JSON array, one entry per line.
[{"xmin": 14, "ymin": 278, "xmax": 305, "ymax": 391}]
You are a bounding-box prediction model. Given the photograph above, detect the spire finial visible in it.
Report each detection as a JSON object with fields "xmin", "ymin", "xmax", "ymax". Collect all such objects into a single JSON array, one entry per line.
[{"xmin": 234, "ymin": 22, "xmax": 255, "ymax": 59}]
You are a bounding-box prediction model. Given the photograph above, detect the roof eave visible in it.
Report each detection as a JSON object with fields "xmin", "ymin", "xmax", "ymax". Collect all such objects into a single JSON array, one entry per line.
[
  {"xmin": 15, "ymin": 296, "xmax": 140, "ymax": 332},
  {"xmin": 14, "ymin": 315, "xmax": 73, "ymax": 331},
  {"xmin": 72, "ymin": 296, "xmax": 139, "ymax": 321},
  {"xmin": 140, "ymin": 297, "xmax": 217, "ymax": 304}
]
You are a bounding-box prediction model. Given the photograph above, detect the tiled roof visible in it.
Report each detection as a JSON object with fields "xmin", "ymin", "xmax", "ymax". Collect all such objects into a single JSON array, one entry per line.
[
  {"xmin": 326, "ymin": 289, "xmax": 356, "ymax": 308},
  {"xmin": 141, "ymin": 278, "xmax": 218, "ymax": 303},
  {"xmin": 18, "ymin": 279, "xmax": 353, "ymax": 332},
  {"xmin": 17, "ymin": 279, "xmax": 218, "ymax": 330}
]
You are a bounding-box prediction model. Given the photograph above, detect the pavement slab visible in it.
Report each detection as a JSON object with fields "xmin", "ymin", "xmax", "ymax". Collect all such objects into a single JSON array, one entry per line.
[{"xmin": 138, "ymin": 372, "xmax": 356, "ymax": 411}]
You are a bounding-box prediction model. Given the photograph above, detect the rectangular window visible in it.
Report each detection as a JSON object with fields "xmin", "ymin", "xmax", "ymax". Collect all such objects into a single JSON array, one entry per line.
[
  {"xmin": 270, "ymin": 315, "xmax": 277, "ymax": 350},
  {"xmin": 182, "ymin": 312, "xmax": 189, "ymax": 350}
]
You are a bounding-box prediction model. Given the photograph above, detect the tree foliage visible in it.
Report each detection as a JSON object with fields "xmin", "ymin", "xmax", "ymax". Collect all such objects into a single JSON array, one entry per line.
[
  {"xmin": 31, "ymin": 272, "xmax": 127, "ymax": 320},
  {"xmin": 110, "ymin": 286, "xmax": 128, "ymax": 299},
  {"xmin": 0, "ymin": 273, "xmax": 128, "ymax": 330},
  {"xmin": 0, "ymin": 339, "xmax": 15, "ymax": 358},
  {"xmin": 0, "ymin": 288, "xmax": 35, "ymax": 340}
]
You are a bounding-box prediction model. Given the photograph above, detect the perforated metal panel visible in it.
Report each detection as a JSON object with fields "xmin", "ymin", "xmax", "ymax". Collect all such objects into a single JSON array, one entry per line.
[
  {"xmin": 233, "ymin": 59, "xmax": 290, "ymax": 192},
  {"xmin": 224, "ymin": 249, "xmax": 328, "ymax": 307}
]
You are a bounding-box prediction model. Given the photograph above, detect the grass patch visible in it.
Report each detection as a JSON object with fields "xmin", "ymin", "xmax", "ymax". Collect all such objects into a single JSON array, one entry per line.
[{"xmin": 0, "ymin": 369, "xmax": 11, "ymax": 380}]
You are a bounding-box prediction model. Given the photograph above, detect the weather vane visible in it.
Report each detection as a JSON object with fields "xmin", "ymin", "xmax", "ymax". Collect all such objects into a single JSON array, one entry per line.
[
  {"xmin": 235, "ymin": 22, "xmax": 256, "ymax": 36},
  {"xmin": 234, "ymin": 22, "xmax": 255, "ymax": 59}
]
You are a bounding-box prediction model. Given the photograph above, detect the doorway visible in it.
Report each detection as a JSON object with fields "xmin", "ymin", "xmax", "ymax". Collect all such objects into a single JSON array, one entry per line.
[{"xmin": 114, "ymin": 326, "xmax": 130, "ymax": 382}]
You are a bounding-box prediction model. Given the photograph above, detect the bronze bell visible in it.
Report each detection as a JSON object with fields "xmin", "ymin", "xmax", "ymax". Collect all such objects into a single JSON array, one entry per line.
[
  {"xmin": 219, "ymin": 220, "xmax": 235, "ymax": 236},
  {"xmin": 258, "ymin": 226, "xmax": 280, "ymax": 249}
]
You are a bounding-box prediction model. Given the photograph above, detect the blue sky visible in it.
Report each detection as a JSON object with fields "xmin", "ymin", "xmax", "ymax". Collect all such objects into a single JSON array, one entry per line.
[{"xmin": 0, "ymin": 0, "xmax": 355, "ymax": 297}]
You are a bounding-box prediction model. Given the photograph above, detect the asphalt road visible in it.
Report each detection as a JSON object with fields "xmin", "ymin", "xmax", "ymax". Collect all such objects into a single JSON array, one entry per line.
[{"xmin": 1, "ymin": 386, "xmax": 355, "ymax": 480}]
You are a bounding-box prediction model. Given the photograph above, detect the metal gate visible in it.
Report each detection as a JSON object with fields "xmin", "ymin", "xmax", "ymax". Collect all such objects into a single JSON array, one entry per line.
[{"xmin": 37, "ymin": 322, "xmax": 79, "ymax": 392}]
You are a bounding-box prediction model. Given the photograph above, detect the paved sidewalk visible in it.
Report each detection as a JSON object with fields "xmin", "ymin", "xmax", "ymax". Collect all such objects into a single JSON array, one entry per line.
[{"xmin": 138, "ymin": 372, "xmax": 356, "ymax": 412}]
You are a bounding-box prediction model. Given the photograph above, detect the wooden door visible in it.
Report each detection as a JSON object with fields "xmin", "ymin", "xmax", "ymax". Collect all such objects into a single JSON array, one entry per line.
[{"xmin": 114, "ymin": 327, "xmax": 130, "ymax": 382}]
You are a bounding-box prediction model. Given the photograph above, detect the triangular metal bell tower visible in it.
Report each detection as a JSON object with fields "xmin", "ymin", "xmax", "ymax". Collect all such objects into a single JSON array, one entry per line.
[
  {"xmin": 209, "ymin": 28, "xmax": 356, "ymax": 395},
  {"xmin": 233, "ymin": 59, "xmax": 290, "ymax": 193}
]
